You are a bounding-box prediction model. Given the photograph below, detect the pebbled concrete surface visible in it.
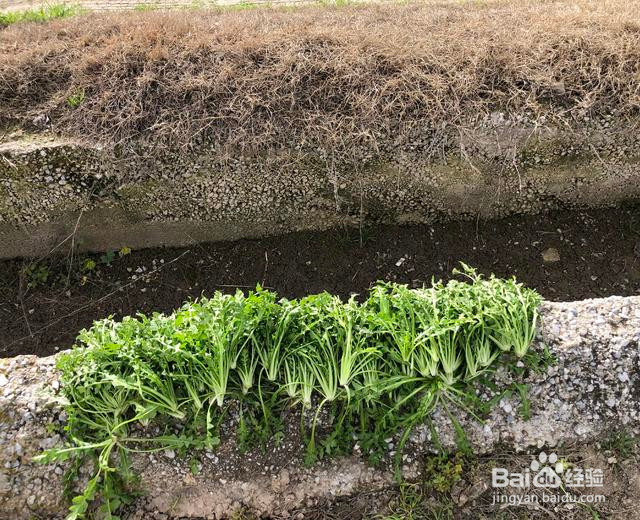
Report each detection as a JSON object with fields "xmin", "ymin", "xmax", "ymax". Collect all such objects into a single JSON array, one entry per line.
[{"xmin": 0, "ymin": 295, "xmax": 638, "ymax": 518}]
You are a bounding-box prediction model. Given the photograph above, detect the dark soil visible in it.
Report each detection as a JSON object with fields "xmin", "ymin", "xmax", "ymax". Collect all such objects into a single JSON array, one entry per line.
[{"xmin": 2, "ymin": 204, "xmax": 640, "ymax": 358}]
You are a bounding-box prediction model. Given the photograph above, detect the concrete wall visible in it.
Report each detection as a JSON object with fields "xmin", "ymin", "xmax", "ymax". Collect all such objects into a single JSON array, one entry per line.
[{"xmin": 1, "ymin": 116, "xmax": 639, "ymax": 258}]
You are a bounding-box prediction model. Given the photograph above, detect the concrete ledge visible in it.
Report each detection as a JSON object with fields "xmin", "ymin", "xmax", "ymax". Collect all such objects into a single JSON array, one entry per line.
[
  {"xmin": 2, "ymin": 118, "xmax": 640, "ymax": 258},
  {"xmin": 0, "ymin": 295, "xmax": 638, "ymax": 518}
]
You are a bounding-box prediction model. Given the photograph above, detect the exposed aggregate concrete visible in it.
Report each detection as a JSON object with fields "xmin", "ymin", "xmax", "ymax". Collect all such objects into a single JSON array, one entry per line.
[
  {"xmin": 1, "ymin": 115, "xmax": 640, "ymax": 257},
  {"xmin": 0, "ymin": 295, "xmax": 638, "ymax": 518}
]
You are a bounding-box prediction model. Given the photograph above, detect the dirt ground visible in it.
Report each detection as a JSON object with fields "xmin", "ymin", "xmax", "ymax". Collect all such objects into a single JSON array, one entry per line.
[
  {"xmin": 2, "ymin": 204, "xmax": 640, "ymax": 359},
  {"xmin": 288, "ymin": 441, "xmax": 640, "ymax": 520},
  {"xmin": 2, "ymin": 205, "xmax": 639, "ymax": 520},
  {"xmin": 123, "ymin": 439, "xmax": 640, "ymax": 519}
]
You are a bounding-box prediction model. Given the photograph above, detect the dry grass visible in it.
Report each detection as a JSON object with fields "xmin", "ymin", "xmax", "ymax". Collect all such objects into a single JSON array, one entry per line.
[{"xmin": 0, "ymin": 0, "xmax": 639, "ymax": 159}]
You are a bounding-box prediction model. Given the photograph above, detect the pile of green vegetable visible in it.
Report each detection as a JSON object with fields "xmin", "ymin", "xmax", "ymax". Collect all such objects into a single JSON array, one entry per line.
[{"xmin": 36, "ymin": 266, "xmax": 541, "ymax": 519}]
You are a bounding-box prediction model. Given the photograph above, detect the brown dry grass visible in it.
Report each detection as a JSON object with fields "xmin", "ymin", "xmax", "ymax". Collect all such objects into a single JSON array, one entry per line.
[{"xmin": 0, "ymin": 0, "xmax": 639, "ymax": 158}]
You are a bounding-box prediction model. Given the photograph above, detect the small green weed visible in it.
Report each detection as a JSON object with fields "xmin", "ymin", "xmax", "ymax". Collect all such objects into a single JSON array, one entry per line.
[
  {"xmin": 96, "ymin": 246, "xmax": 129, "ymax": 266},
  {"xmin": 19, "ymin": 244, "xmax": 132, "ymax": 292},
  {"xmin": 66, "ymin": 88, "xmax": 85, "ymax": 108},
  {"xmin": 22, "ymin": 262, "xmax": 50, "ymax": 288},
  {"xmin": 81, "ymin": 259, "xmax": 97, "ymax": 272},
  {"xmin": 601, "ymin": 429, "xmax": 637, "ymax": 460},
  {"xmin": 381, "ymin": 483, "xmax": 453, "ymax": 520},
  {"xmin": 317, "ymin": 0, "xmax": 353, "ymax": 7},
  {"xmin": 423, "ymin": 452, "xmax": 464, "ymax": 493},
  {"xmin": 381, "ymin": 484, "xmax": 425, "ymax": 520},
  {"xmin": 134, "ymin": 3, "xmax": 160, "ymax": 11},
  {"xmin": 100, "ymin": 250, "xmax": 115, "ymax": 266},
  {"xmin": 519, "ymin": 343, "xmax": 555, "ymax": 374}
]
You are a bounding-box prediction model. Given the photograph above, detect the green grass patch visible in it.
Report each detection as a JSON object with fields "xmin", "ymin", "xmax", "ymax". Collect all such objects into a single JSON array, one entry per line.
[
  {"xmin": 35, "ymin": 265, "xmax": 541, "ymax": 519},
  {"xmin": 601, "ymin": 429, "xmax": 638, "ymax": 460},
  {"xmin": 0, "ymin": 3, "xmax": 83, "ymax": 28},
  {"xmin": 381, "ymin": 482, "xmax": 454, "ymax": 520}
]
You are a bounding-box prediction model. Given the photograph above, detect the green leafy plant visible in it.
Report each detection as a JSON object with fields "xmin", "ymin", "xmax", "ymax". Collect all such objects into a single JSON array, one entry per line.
[
  {"xmin": 34, "ymin": 266, "xmax": 541, "ymax": 519},
  {"xmin": 423, "ymin": 452, "xmax": 464, "ymax": 493},
  {"xmin": 81, "ymin": 259, "xmax": 97, "ymax": 272},
  {"xmin": 100, "ymin": 250, "xmax": 116, "ymax": 266},
  {"xmin": 22, "ymin": 262, "xmax": 50, "ymax": 288},
  {"xmin": 67, "ymin": 88, "xmax": 85, "ymax": 108}
]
